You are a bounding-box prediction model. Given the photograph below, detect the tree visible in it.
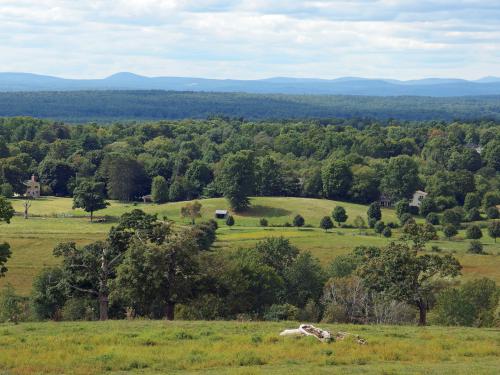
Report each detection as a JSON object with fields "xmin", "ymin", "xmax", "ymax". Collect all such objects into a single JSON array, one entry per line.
[
  {"xmin": 256, "ymin": 156, "xmax": 284, "ymax": 196},
  {"xmin": 349, "ymin": 165, "xmax": 380, "ymax": 204},
  {"xmin": 226, "ymin": 215, "xmax": 235, "ymax": 227},
  {"xmin": 0, "ymin": 183, "xmax": 13, "ymax": 198},
  {"xmin": 466, "ymin": 208, "xmax": 482, "ymax": 222},
  {"xmin": 332, "ymin": 206, "xmax": 348, "ymax": 227},
  {"xmin": 486, "ymin": 206, "xmax": 499, "ymax": 219},
  {"xmin": 358, "ymin": 242, "xmax": 461, "ymax": 325},
  {"xmin": 0, "ymin": 284, "xmax": 23, "ymax": 323},
  {"xmin": 0, "ymin": 196, "xmax": 15, "ymax": 224},
  {"xmin": 114, "ymin": 232, "xmax": 201, "ymax": 320},
  {"xmin": 38, "ymin": 159, "xmax": 75, "ymax": 196},
  {"xmin": 31, "ymin": 267, "xmax": 67, "ymax": 320},
  {"xmin": 320, "ymin": 216, "xmax": 334, "ymax": 232},
  {"xmin": 464, "ymin": 192, "xmax": 481, "ymax": 211},
  {"xmin": 374, "ymin": 221, "xmax": 385, "ymax": 236},
  {"xmin": 380, "ymin": 155, "xmax": 419, "ymax": 201},
  {"xmin": 185, "ymin": 160, "xmax": 213, "ymax": 197},
  {"xmin": 151, "ymin": 176, "xmax": 169, "ymax": 203},
  {"xmin": 468, "ymin": 240, "xmax": 483, "ymax": 254},
  {"xmin": 0, "ymin": 242, "xmax": 11, "ymax": 278},
  {"xmin": 254, "ymin": 237, "xmax": 299, "ymax": 276},
  {"xmin": 321, "ymin": 160, "xmax": 353, "ymax": 199},
  {"xmin": 259, "ymin": 218, "xmax": 268, "ymax": 227},
  {"xmin": 284, "ymin": 252, "xmax": 325, "ymax": 308},
  {"xmin": 442, "ymin": 208, "xmax": 464, "ymax": 226},
  {"xmin": 443, "ymin": 224, "xmax": 458, "ymax": 240},
  {"xmin": 101, "ymin": 154, "xmax": 148, "ymax": 201},
  {"xmin": 466, "ymin": 225, "xmax": 483, "ymax": 240},
  {"xmin": 426, "ymin": 213, "xmax": 439, "ymax": 225},
  {"xmin": 72, "ymin": 181, "xmax": 108, "ymax": 222},
  {"xmin": 180, "ymin": 201, "xmax": 202, "ymax": 225},
  {"xmin": 219, "ymin": 151, "xmax": 255, "ymax": 211},
  {"xmin": 367, "ymin": 201, "xmax": 382, "ymax": 222},
  {"xmin": 395, "ymin": 199, "xmax": 410, "ymax": 219},
  {"xmin": 487, "ymin": 221, "xmax": 500, "ymax": 243},
  {"xmin": 353, "ymin": 215, "xmax": 366, "ymax": 233},
  {"xmin": 293, "ymin": 214, "xmax": 305, "ymax": 228},
  {"xmin": 419, "ymin": 197, "xmax": 436, "ymax": 217},
  {"xmin": 382, "ymin": 226, "xmax": 392, "ymax": 238},
  {"xmin": 401, "ymin": 222, "xmax": 438, "ymax": 250}
]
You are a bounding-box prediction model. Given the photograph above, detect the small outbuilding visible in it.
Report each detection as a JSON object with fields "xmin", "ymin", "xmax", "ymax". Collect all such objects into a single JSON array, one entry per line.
[
  {"xmin": 24, "ymin": 175, "xmax": 40, "ymax": 199},
  {"xmin": 215, "ymin": 209, "xmax": 228, "ymax": 219},
  {"xmin": 410, "ymin": 190, "xmax": 428, "ymax": 208},
  {"xmin": 141, "ymin": 194, "xmax": 153, "ymax": 203}
]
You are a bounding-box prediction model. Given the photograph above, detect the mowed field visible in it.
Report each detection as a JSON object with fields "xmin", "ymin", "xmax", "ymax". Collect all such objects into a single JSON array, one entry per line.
[
  {"xmin": 0, "ymin": 320, "xmax": 499, "ymax": 374},
  {"xmin": 1, "ymin": 197, "xmax": 499, "ymax": 295}
]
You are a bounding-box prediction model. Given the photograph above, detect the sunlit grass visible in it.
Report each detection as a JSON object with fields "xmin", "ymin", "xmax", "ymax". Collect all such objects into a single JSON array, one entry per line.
[{"xmin": 0, "ymin": 320, "xmax": 498, "ymax": 374}]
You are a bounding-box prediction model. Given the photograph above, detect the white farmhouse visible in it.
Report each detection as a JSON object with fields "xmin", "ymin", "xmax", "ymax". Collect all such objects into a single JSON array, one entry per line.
[{"xmin": 409, "ymin": 190, "xmax": 427, "ymax": 208}]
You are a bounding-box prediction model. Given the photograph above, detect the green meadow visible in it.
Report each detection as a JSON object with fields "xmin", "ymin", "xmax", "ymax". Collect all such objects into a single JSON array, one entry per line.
[{"xmin": 1, "ymin": 197, "xmax": 499, "ymax": 295}]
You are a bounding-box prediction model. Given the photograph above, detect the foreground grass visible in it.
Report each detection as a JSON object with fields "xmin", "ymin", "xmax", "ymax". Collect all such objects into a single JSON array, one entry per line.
[
  {"xmin": 2, "ymin": 197, "xmax": 499, "ymax": 295},
  {"xmin": 0, "ymin": 320, "xmax": 498, "ymax": 374}
]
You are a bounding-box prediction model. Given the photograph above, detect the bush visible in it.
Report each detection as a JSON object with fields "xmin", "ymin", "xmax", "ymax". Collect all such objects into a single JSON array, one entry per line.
[
  {"xmin": 31, "ymin": 267, "xmax": 67, "ymax": 320},
  {"xmin": 419, "ymin": 197, "xmax": 436, "ymax": 216},
  {"xmin": 466, "ymin": 225, "xmax": 483, "ymax": 240},
  {"xmin": 332, "ymin": 206, "xmax": 348, "ymax": 226},
  {"xmin": 62, "ymin": 298, "xmax": 98, "ymax": 321},
  {"xmin": 225, "ymin": 215, "xmax": 235, "ymax": 227},
  {"xmin": 320, "ymin": 216, "xmax": 334, "ymax": 232},
  {"xmin": 259, "ymin": 218, "xmax": 268, "ymax": 227},
  {"xmin": 374, "ymin": 220, "xmax": 385, "ymax": 235},
  {"xmin": 367, "ymin": 202, "xmax": 382, "ymax": 221},
  {"xmin": 298, "ymin": 299, "xmax": 321, "ymax": 322},
  {"xmin": 426, "ymin": 212, "xmax": 440, "ymax": 225},
  {"xmin": 328, "ymin": 255, "xmax": 358, "ymax": 278},
  {"xmin": 468, "ymin": 240, "xmax": 484, "ymax": 254},
  {"xmin": 442, "ymin": 207, "xmax": 464, "ymax": 226},
  {"xmin": 482, "ymin": 191, "xmax": 500, "ymax": 211},
  {"xmin": 382, "ymin": 227, "xmax": 392, "ymax": 238},
  {"xmin": 293, "ymin": 214, "xmax": 305, "ymax": 228},
  {"xmin": 395, "ymin": 199, "xmax": 410, "ymax": 219},
  {"xmin": 435, "ymin": 196, "xmax": 457, "ymax": 211},
  {"xmin": 466, "ymin": 208, "xmax": 482, "ymax": 222},
  {"xmin": 399, "ymin": 213, "xmax": 414, "ymax": 225},
  {"xmin": 263, "ymin": 304, "xmax": 299, "ymax": 321},
  {"xmin": 0, "ymin": 284, "xmax": 25, "ymax": 323},
  {"xmin": 443, "ymin": 224, "xmax": 458, "ymax": 240},
  {"xmin": 0, "ymin": 183, "xmax": 13, "ymax": 198},
  {"xmin": 368, "ymin": 217, "xmax": 377, "ymax": 228},
  {"xmin": 485, "ymin": 206, "xmax": 499, "ymax": 219},
  {"xmin": 464, "ymin": 192, "xmax": 481, "ymax": 211}
]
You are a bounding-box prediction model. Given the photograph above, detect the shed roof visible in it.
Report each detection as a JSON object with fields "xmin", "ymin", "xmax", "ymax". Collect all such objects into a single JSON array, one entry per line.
[{"xmin": 215, "ymin": 210, "xmax": 228, "ymax": 214}]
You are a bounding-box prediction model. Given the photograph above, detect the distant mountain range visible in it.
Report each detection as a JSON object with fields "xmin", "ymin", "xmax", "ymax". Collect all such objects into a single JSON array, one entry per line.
[{"xmin": 2, "ymin": 72, "xmax": 500, "ymax": 96}]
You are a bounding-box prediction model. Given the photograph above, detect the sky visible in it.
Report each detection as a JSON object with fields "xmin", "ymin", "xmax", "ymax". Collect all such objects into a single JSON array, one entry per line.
[{"xmin": 0, "ymin": 0, "xmax": 499, "ymax": 80}]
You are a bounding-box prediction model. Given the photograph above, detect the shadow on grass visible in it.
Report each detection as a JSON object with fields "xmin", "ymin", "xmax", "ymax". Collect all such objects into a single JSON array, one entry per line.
[{"xmin": 238, "ymin": 205, "xmax": 291, "ymax": 218}]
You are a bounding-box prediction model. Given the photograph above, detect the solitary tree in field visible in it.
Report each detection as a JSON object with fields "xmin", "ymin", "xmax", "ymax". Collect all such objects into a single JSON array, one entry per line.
[
  {"xmin": 219, "ymin": 151, "xmax": 255, "ymax": 212},
  {"xmin": 332, "ymin": 206, "xmax": 348, "ymax": 227},
  {"xmin": 73, "ymin": 181, "xmax": 109, "ymax": 222},
  {"xmin": 226, "ymin": 215, "xmax": 235, "ymax": 228},
  {"xmin": 353, "ymin": 215, "xmax": 366, "ymax": 233},
  {"xmin": 358, "ymin": 242, "xmax": 461, "ymax": 325},
  {"xmin": 443, "ymin": 224, "xmax": 458, "ymax": 241},
  {"xmin": 367, "ymin": 202, "xmax": 382, "ymax": 222},
  {"xmin": 293, "ymin": 214, "xmax": 305, "ymax": 228},
  {"xmin": 180, "ymin": 201, "xmax": 202, "ymax": 224},
  {"xmin": 488, "ymin": 221, "xmax": 500, "ymax": 243},
  {"xmin": 320, "ymin": 216, "xmax": 334, "ymax": 232}
]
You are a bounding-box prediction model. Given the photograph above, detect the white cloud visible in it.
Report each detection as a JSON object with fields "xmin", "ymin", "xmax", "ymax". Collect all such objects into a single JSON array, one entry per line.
[{"xmin": 0, "ymin": 0, "xmax": 498, "ymax": 79}]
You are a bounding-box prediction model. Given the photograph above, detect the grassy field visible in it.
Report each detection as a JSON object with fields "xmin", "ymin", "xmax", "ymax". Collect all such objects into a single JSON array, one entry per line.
[
  {"xmin": 1, "ymin": 197, "xmax": 499, "ymax": 295},
  {"xmin": 0, "ymin": 320, "xmax": 498, "ymax": 374}
]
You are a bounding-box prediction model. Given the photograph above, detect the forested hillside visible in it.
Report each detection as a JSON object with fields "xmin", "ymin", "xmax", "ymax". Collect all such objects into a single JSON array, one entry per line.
[{"xmin": 2, "ymin": 91, "xmax": 500, "ymax": 122}]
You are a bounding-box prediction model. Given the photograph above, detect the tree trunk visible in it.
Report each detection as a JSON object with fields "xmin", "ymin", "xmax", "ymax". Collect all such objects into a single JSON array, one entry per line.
[
  {"xmin": 165, "ymin": 301, "xmax": 175, "ymax": 321},
  {"xmin": 90, "ymin": 210, "xmax": 93, "ymax": 223},
  {"xmin": 99, "ymin": 292, "xmax": 109, "ymax": 321},
  {"xmin": 417, "ymin": 299, "xmax": 427, "ymax": 326}
]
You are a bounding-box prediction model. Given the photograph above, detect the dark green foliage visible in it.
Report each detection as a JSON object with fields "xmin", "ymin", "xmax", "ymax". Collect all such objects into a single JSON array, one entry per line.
[
  {"xmin": 482, "ymin": 191, "xmax": 500, "ymax": 211},
  {"xmin": 0, "ymin": 242, "xmax": 11, "ymax": 277},
  {"xmin": 419, "ymin": 197, "xmax": 436, "ymax": 217},
  {"xmin": 38, "ymin": 159, "xmax": 74, "ymax": 196},
  {"xmin": 382, "ymin": 226, "xmax": 392, "ymax": 238},
  {"xmin": 332, "ymin": 206, "xmax": 348, "ymax": 226},
  {"xmin": 259, "ymin": 218, "xmax": 268, "ymax": 227},
  {"xmin": 374, "ymin": 221, "xmax": 385, "ymax": 235},
  {"xmin": 31, "ymin": 267, "xmax": 67, "ymax": 320},
  {"xmin": 254, "ymin": 237, "xmax": 299, "ymax": 275},
  {"xmin": 488, "ymin": 221, "xmax": 500, "ymax": 243},
  {"xmin": 0, "ymin": 183, "xmax": 13, "ymax": 198},
  {"xmin": 292, "ymin": 214, "xmax": 305, "ymax": 228},
  {"xmin": 442, "ymin": 207, "xmax": 464, "ymax": 226},
  {"xmin": 466, "ymin": 208, "xmax": 482, "ymax": 222},
  {"xmin": 0, "ymin": 196, "xmax": 15, "ymax": 224},
  {"xmin": 426, "ymin": 212, "xmax": 440, "ymax": 225},
  {"xmin": 443, "ymin": 224, "xmax": 458, "ymax": 240},
  {"xmin": 399, "ymin": 212, "xmax": 414, "ymax": 225},
  {"xmin": 485, "ymin": 206, "xmax": 499, "ymax": 219},
  {"xmin": 0, "ymin": 284, "xmax": 24, "ymax": 323},
  {"xmin": 395, "ymin": 199, "xmax": 411, "ymax": 219},
  {"xmin": 263, "ymin": 304, "xmax": 299, "ymax": 321},
  {"xmin": 321, "ymin": 160, "xmax": 353, "ymax": 199},
  {"xmin": 401, "ymin": 222, "xmax": 438, "ymax": 250},
  {"xmin": 465, "ymin": 225, "xmax": 483, "ymax": 240},
  {"xmin": 151, "ymin": 176, "xmax": 169, "ymax": 203},
  {"xmin": 463, "ymin": 192, "xmax": 481, "ymax": 211},
  {"xmin": 367, "ymin": 201, "xmax": 382, "ymax": 222},
  {"xmin": 468, "ymin": 240, "xmax": 484, "ymax": 254},
  {"xmin": 435, "ymin": 278, "xmax": 498, "ymax": 327},
  {"xmin": 320, "ymin": 216, "xmax": 334, "ymax": 232},
  {"xmin": 381, "ymin": 156, "xmax": 419, "ymax": 201},
  {"xmin": 328, "ymin": 255, "xmax": 359, "ymax": 278},
  {"xmin": 358, "ymin": 242, "xmax": 461, "ymax": 325},
  {"xmin": 219, "ymin": 151, "xmax": 255, "ymax": 212},
  {"xmin": 72, "ymin": 180, "xmax": 108, "ymax": 222},
  {"xmin": 226, "ymin": 215, "xmax": 235, "ymax": 227}
]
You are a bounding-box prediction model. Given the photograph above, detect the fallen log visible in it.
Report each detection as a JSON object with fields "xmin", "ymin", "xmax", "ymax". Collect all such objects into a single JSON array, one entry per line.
[{"xmin": 279, "ymin": 324, "xmax": 367, "ymax": 344}]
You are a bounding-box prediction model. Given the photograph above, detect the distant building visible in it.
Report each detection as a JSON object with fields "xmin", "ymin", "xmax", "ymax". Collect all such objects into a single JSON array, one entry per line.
[
  {"xmin": 379, "ymin": 193, "xmax": 392, "ymax": 208},
  {"xmin": 410, "ymin": 190, "xmax": 428, "ymax": 208},
  {"xmin": 215, "ymin": 209, "xmax": 228, "ymax": 219},
  {"xmin": 141, "ymin": 194, "xmax": 153, "ymax": 203},
  {"xmin": 24, "ymin": 175, "xmax": 40, "ymax": 198}
]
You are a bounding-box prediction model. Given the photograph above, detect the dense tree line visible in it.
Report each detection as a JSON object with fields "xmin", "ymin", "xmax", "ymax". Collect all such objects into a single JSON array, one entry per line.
[
  {"xmin": 0, "ymin": 117, "xmax": 499, "ymax": 217},
  {"xmin": 2, "ymin": 92, "xmax": 500, "ymax": 122}
]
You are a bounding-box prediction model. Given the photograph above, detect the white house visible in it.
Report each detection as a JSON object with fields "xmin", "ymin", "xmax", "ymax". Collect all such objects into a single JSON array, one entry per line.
[
  {"xmin": 24, "ymin": 175, "xmax": 40, "ymax": 198},
  {"xmin": 410, "ymin": 190, "xmax": 427, "ymax": 208}
]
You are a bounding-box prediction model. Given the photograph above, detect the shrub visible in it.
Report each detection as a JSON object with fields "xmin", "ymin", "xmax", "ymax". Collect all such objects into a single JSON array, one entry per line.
[
  {"xmin": 259, "ymin": 218, "xmax": 268, "ymax": 227},
  {"xmin": 293, "ymin": 214, "xmax": 305, "ymax": 228},
  {"xmin": 332, "ymin": 206, "xmax": 348, "ymax": 226},
  {"xmin": 226, "ymin": 215, "xmax": 235, "ymax": 227},
  {"xmin": 0, "ymin": 183, "xmax": 13, "ymax": 198},
  {"xmin": 263, "ymin": 304, "xmax": 299, "ymax": 321},
  {"xmin": 62, "ymin": 298, "xmax": 98, "ymax": 321},
  {"xmin": 487, "ymin": 221, "xmax": 500, "ymax": 243},
  {"xmin": 466, "ymin": 225, "xmax": 483, "ymax": 240},
  {"xmin": 328, "ymin": 255, "xmax": 358, "ymax": 278},
  {"xmin": 0, "ymin": 284, "xmax": 24, "ymax": 323},
  {"xmin": 399, "ymin": 213, "xmax": 414, "ymax": 225},
  {"xmin": 382, "ymin": 227, "xmax": 392, "ymax": 238},
  {"xmin": 485, "ymin": 206, "xmax": 499, "ymax": 219},
  {"xmin": 464, "ymin": 192, "xmax": 481, "ymax": 211},
  {"xmin": 466, "ymin": 208, "xmax": 482, "ymax": 222},
  {"xmin": 468, "ymin": 240, "xmax": 484, "ymax": 254},
  {"xmin": 395, "ymin": 199, "xmax": 410, "ymax": 219},
  {"xmin": 320, "ymin": 216, "xmax": 334, "ymax": 232},
  {"xmin": 482, "ymin": 191, "xmax": 500, "ymax": 211},
  {"xmin": 367, "ymin": 202, "xmax": 382, "ymax": 221},
  {"xmin": 435, "ymin": 196, "xmax": 457, "ymax": 211},
  {"xmin": 442, "ymin": 208, "xmax": 464, "ymax": 226},
  {"xmin": 426, "ymin": 212, "xmax": 440, "ymax": 225},
  {"xmin": 31, "ymin": 267, "xmax": 67, "ymax": 320},
  {"xmin": 298, "ymin": 299, "xmax": 321, "ymax": 322},
  {"xmin": 443, "ymin": 224, "xmax": 458, "ymax": 240},
  {"xmin": 374, "ymin": 221, "xmax": 385, "ymax": 235},
  {"xmin": 419, "ymin": 197, "xmax": 436, "ymax": 217},
  {"xmin": 368, "ymin": 217, "xmax": 377, "ymax": 228}
]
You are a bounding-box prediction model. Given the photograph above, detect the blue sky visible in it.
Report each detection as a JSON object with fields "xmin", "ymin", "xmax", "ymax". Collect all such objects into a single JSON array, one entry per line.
[{"xmin": 0, "ymin": 0, "xmax": 499, "ymax": 79}]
